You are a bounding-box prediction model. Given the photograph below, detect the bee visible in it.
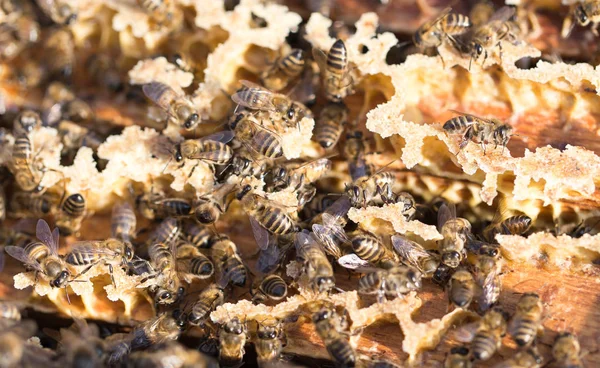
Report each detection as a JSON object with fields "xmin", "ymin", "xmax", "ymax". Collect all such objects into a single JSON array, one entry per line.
[
  {"xmin": 142, "ymin": 81, "xmax": 201, "ymax": 130},
  {"xmin": 471, "ymin": 307, "xmax": 508, "ymax": 361},
  {"xmin": 295, "ymin": 231, "xmax": 335, "ymax": 293},
  {"xmin": 182, "ymin": 221, "xmax": 213, "ymax": 249},
  {"xmin": 86, "ymin": 54, "xmax": 123, "ymax": 92},
  {"xmin": 232, "ymin": 80, "xmax": 310, "ymax": 129},
  {"xmin": 218, "ymin": 317, "xmax": 247, "ymax": 367},
  {"xmin": 268, "ymin": 157, "xmax": 332, "ymax": 191},
  {"xmin": 391, "ymin": 235, "xmax": 439, "ymax": 276},
  {"xmin": 314, "ymin": 102, "xmax": 349, "ymax": 149},
  {"xmin": 0, "ymin": 320, "xmax": 44, "ymax": 368},
  {"xmin": 465, "ymin": 236, "xmax": 500, "ymax": 258},
  {"xmin": 552, "ymin": 332, "xmax": 583, "ymax": 368},
  {"xmin": 255, "ymin": 318, "xmax": 286, "ymax": 364},
  {"xmin": 147, "ymin": 217, "xmax": 181, "ymax": 245},
  {"xmin": 358, "ymin": 265, "xmax": 422, "ymax": 302},
  {"xmin": 474, "ymin": 254, "xmax": 502, "ymax": 312},
  {"xmin": 45, "ymin": 28, "xmax": 75, "ymax": 77},
  {"xmin": 252, "ymin": 274, "xmax": 288, "ymax": 303},
  {"xmin": 176, "ymin": 242, "xmax": 214, "ymax": 280},
  {"xmin": 145, "ymin": 241, "xmax": 185, "ymax": 305},
  {"xmin": 449, "ymin": 268, "xmax": 476, "ymax": 309},
  {"xmin": 35, "ymin": 0, "xmax": 77, "ymax": 24},
  {"xmin": 350, "ymin": 230, "xmax": 397, "ymax": 268},
  {"xmin": 9, "ymin": 134, "xmax": 45, "ymax": 193},
  {"xmin": 470, "ymin": 1, "xmax": 495, "ymax": 27},
  {"xmin": 5, "ymin": 219, "xmax": 71, "ymax": 289},
  {"xmin": 13, "ymin": 110, "xmax": 42, "ymax": 136},
  {"xmin": 437, "ymin": 203, "xmax": 471, "ymax": 269},
  {"xmin": 260, "ymin": 48, "xmax": 305, "ymax": 91},
  {"xmin": 443, "ymin": 110, "xmax": 514, "ymax": 154},
  {"xmin": 483, "ymin": 212, "xmax": 532, "ymax": 243},
  {"xmin": 312, "ymin": 39, "xmax": 355, "ymax": 102},
  {"xmin": 172, "ymin": 130, "xmax": 235, "ymax": 167},
  {"xmin": 169, "ymin": 52, "xmax": 204, "ymax": 82},
  {"xmin": 346, "ymin": 169, "xmax": 396, "ymax": 208},
  {"xmin": 562, "ymin": 1, "xmax": 600, "ymax": 38},
  {"xmin": 413, "ymin": 7, "xmax": 471, "ymax": 53},
  {"xmin": 238, "ymin": 186, "xmax": 297, "ymax": 238},
  {"xmin": 344, "ymin": 130, "xmax": 372, "ymax": 183},
  {"xmin": 312, "ymin": 196, "xmax": 351, "ymax": 259},
  {"xmin": 56, "ymin": 319, "xmax": 106, "ymax": 368},
  {"xmin": 128, "ymin": 341, "xmax": 217, "ymax": 367},
  {"xmin": 193, "ymin": 183, "xmax": 237, "ymax": 225},
  {"xmin": 444, "ymin": 346, "xmax": 472, "ymax": 368},
  {"xmin": 229, "ymin": 111, "xmax": 284, "ymax": 159},
  {"xmin": 65, "ymin": 238, "xmax": 134, "ymax": 284},
  {"xmin": 188, "ymin": 283, "xmax": 225, "ymax": 326},
  {"xmin": 111, "ymin": 202, "xmax": 137, "ymax": 244},
  {"xmin": 136, "ymin": 0, "xmax": 175, "ymax": 25},
  {"xmin": 508, "ymin": 293, "xmax": 543, "ymax": 347},
  {"xmin": 9, "ymin": 191, "xmax": 54, "ymax": 217},
  {"xmin": 468, "ymin": 7, "xmax": 521, "ymax": 69},
  {"xmin": 312, "ymin": 307, "xmax": 357, "ymax": 367},
  {"xmin": 493, "ymin": 347, "xmax": 543, "ymax": 368},
  {"xmin": 55, "ymin": 193, "xmax": 87, "ymax": 235},
  {"xmin": 217, "ymin": 153, "xmax": 266, "ymax": 181},
  {"xmin": 365, "ymin": 359, "xmax": 404, "ymax": 368},
  {"xmin": 211, "ymin": 236, "xmax": 247, "ymax": 287},
  {"xmin": 0, "ymin": 15, "xmax": 39, "ymax": 62}
]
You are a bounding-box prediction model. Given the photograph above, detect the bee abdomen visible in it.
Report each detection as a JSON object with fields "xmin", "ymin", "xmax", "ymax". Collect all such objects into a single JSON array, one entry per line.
[
  {"xmin": 451, "ymin": 286, "xmax": 473, "ymax": 307},
  {"xmin": 326, "ymin": 39, "xmax": 347, "ymax": 76},
  {"xmin": 65, "ymin": 250, "xmax": 97, "ymax": 265},
  {"xmin": 253, "ymin": 131, "xmax": 283, "ymax": 158},
  {"xmin": 279, "ymin": 49, "xmax": 305, "ymax": 77},
  {"xmin": 327, "ymin": 339, "xmax": 356, "ymax": 367},
  {"xmin": 442, "ymin": 13, "xmax": 471, "ymax": 34},
  {"xmin": 62, "ymin": 193, "xmax": 86, "ymax": 217},
  {"xmin": 443, "ymin": 115, "xmax": 473, "ymax": 134},
  {"xmin": 513, "ymin": 319, "xmax": 537, "ymax": 346},
  {"xmin": 315, "ymin": 120, "xmax": 343, "ymax": 148},
  {"xmin": 358, "ymin": 272, "xmax": 383, "ymax": 294},
  {"xmin": 200, "ymin": 142, "xmax": 233, "ymax": 164},
  {"xmin": 472, "ymin": 333, "xmax": 498, "ymax": 360},
  {"xmin": 160, "ymin": 199, "xmax": 192, "ymax": 217},
  {"xmin": 258, "ymin": 210, "xmax": 295, "ymax": 235},
  {"xmin": 12, "ymin": 136, "xmax": 32, "ymax": 163},
  {"xmin": 260, "ymin": 275, "xmax": 287, "ymax": 300},
  {"xmin": 223, "ymin": 257, "xmax": 246, "ymax": 287},
  {"xmin": 352, "ymin": 237, "xmax": 385, "ymax": 263},
  {"xmin": 189, "ymin": 256, "xmax": 214, "ymax": 278}
]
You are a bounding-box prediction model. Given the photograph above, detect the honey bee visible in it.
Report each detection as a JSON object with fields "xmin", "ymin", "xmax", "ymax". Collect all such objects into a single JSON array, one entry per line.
[
  {"xmin": 251, "ymin": 274, "xmax": 288, "ymax": 303},
  {"xmin": 86, "ymin": 54, "xmax": 123, "ymax": 92},
  {"xmin": 238, "ymin": 186, "xmax": 297, "ymax": 237},
  {"xmin": 173, "ymin": 130, "xmax": 235, "ymax": 167},
  {"xmin": 193, "ymin": 183, "xmax": 237, "ymax": 225},
  {"xmin": 268, "ymin": 157, "xmax": 332, "ymax": 192},
  {"xmin": 55, "ymin": 193, "xmax": 87, "ymax": 235},
  {"xmin": 391, "ymin": 235, "xmax": 439, "ymax": 277},
  {"xmin": 508, "ymin": 293, "xmax": 543, "ymax": 347},
  {"xmin": 13, "ymin": 110, "xmax": 41, "ymax": 136},
  {"xmin": 56, "ymin": 319, "xmax": 106, "ymax": 368},
  {"xmin": 136, "ymin": 0, "xmax": 175, "ymax": 25},
  {"xmin": 0, "ymin": 320, "xmax": 44, "ymax": 368},
  {"xmin": 128, "ymin": 341, "xmax": 217, "ymax": 367},
  {"xmin": 468, "ymin": 7, "xmax": 521, "ymax": 69},
  {"xmin": 314, "ymin": 102, "xmax": 349, "ymax": 149},
  {"xmin": 9, "ymin": 191, "xmax": 55, "ymax": 217},
  {"xmin": 413, "ymin": 7, "xmax": 471, "ymax": 53},
  {"xmin": 465, "ymin": 236, "xmax": 500, "ymax": 258},
  {"xmin": 260, "ymin": 48, "xmax": 305, "ymax": 91},
  {"xmin": 444, "ymin": 346, "xmax": 472, "ymax": 368},
  {"xmin": 111, "ymin": 202, "xmax": 137, "ymax": 244},
  {"xmin": 229, "ymin": 111, "xmax": 284, "ymax": 159},
  {"xmin": 437, "ymin": 203, "xmax": 471, "ymax": 269},
  {"xmin": 9, "ymin": 134, "xmax": 46, "ymax": 193},
  {"xmin": 35, "ymin": 0, "xmax": 77, "ymax": 24},
  {"xmin": 217, "ymin": 153, "xmax": 266, "ymax": 181},
  {"xmin": 147, "ymin": 217, "xmax": 181, "ymax": 245},
  {"xmin": 552, "ymin": 332, "xmax": 583, "ymax": 368},
  {"xmin": 169, "ymin": 52, "xmax": 205, "ymax": 82},
  {"xmin": 188, "ymin": 283, "xmax": 225, "ymax": 326},
  {"xmin": 5, "ymin": 219, "xmax": 71, "ymax": 289},
  {"xmin": 449, "ymin": 268, "xmax": 476, "ymax": 309},
  {"xmin": 346, "ymin": 170, "xmax": 396, "ymax": 208},
  {"xmin": 312, "ymin": 39, "xmax": 355, "ymax": 102},
  {"xmin": 218, "ymin": 317, "xmax": 247, "ymax": 367},
  {"xmin": 443, "ymin": 110, "xmax": 514, "ymax": 154},
  {"xmin": 470, "ymin": 1, "xmax": 495, "ymax": 27},
  {"xmin": 492, "ymin": 347, "xmax": 543, "ymax": 368},
  {"xmin": 312, "ymin": 307, "xmax": 357, "ymax": 367},
  {"xmin": 474, "ymin": 254, "xmax": 502, "ymax": 312},
  {"xmin": 65, "ymin": 238, "xmax": 134, "ymax": 284},
  {"xmin": 182, "ymin": 221, "xmax": 214, "ymax": 249},
  {"xmin": 143, "ymin": 82, "xmax": 201, "ymax": 130},
  {"xmin": 365, "ymin": 359, "xmax": 404, "ymax": 368},
  {"xmin": 562, "ymin": 1, "xmax": 600, "ymax": 38},
  {"xmin": 145, "ymin": 241, "xmax": 185, "ymax": 305},
  {"xmin": 358, "ymin": 265, "xmax": 422, "ymax": 301},
  {"xmin": 255, "ymin": 318, "xmax": 286, "ymax": 364},
  {"xmin": 483, "ymin": 212, "xmax": 532, "ymax": 243},
  {"xmin": 211, "ymin": 235, "xmax": 247, "ymax": 287},
  {"xmin": 471, "ymin": 307, "xmax": 508, "ymax": 361},
  {"xmin": 344, "ymin": 130, "xmax": 372, "ymax": 183},
  {"xmin": 312, "ymin": 196, "xmax": 351, "ymax": 259},
  {"xmin": 176, "ymin": 242, "xmax": 214, "ymax": 280},
  {"xmin": 232, "ymin": 80, "xmax": 310, "ymax": 129},
  {"xmin": 350, "ymin": 230, "xmax": 397, "ymax": 268},
  {"xmin": 295, "ymin": 231, "xmax": 335, "ymax": 293}
]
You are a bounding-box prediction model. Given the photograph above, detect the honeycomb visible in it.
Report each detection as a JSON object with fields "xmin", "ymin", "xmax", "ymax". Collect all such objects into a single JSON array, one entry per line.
[{"xmin": 1, "ymin": 0, "xmax": 600, "ymax": 367}]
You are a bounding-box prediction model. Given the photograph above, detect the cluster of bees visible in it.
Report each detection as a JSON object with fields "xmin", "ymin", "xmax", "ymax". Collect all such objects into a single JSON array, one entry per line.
[{"xmin": 0, "ymin": 0, "xmax": 597, "ymax": 367}]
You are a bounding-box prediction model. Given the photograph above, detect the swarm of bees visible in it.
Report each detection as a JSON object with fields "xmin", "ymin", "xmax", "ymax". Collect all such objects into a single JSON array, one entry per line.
[{"xmin": 0, "ymin": 1, "xmax": 596, "ymax": 367}]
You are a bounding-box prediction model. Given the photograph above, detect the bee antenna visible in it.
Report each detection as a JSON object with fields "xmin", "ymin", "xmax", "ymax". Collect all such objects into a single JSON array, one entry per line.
[
  {"xmin": 65, "ymin": 285, "xmax": 71, "ymax": 305},
  {"xmin": 162, "ymin": 156, "xmax": 173, "ymax": 174}
]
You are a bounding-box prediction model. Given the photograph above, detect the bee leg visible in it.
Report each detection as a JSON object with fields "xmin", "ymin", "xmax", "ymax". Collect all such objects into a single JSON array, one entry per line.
[
  {"xmin": 108, "ymin": 263, "xmax": 115, "ymax": 286},
  {"xmin": 497, "ymin": 42, "xmax": 503, "ymax": 62},
  {"xmin": 72, "ymin": 261, "xmax": 101, "ymax": 281},
  {"xmin": 438, "ymin": 53, "xmax": 446, "ymax": 69}
]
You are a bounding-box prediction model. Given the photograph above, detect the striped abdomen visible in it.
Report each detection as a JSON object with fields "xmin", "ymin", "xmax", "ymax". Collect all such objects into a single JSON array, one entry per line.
[
  {"xmin": 148, "ymin": 242, "xmax": 175, "ymax": 271},
  {"xmin": 251, "ymin": 130, "xmax": 283, "ymax": 159},
  {"xmin": 157, "ymin": 198, "xmax": 192, "ymax": 217},
  {"xmin": 351, "ymin": 233, "xmax": 386, "ymax": 263},
  {"xmin": 0, "ymin": 302, "xmax": 21, "ymax": 321},
  {"xmin": 511, "ymin": 317, "xmax": 539, "ymax": 347},
  {"xmin": 11, "ymin": 191, "xmax": 52, "ymax": 216},
  {"xmin": 440, "ymin": 13, "xmax": 471, "ymax": 35},
  {"xmin": 278, "ymin": 49, "xmax": 305, "ymax": 78},
  {"xmin": 315, "ymin": 116, "xmax": 344, "ymax": 149},
  {"xmin": 472, "ymin": 331, "xmax": 500, "ymax": 361},
  {"xmin": 23, "ymin": 242, "xmax": 49, "ymax": 263},
  {"xmin": 184, "ymin": 222, "xmax": 213, "ymax": 248},
  {"xmin": 501, "ymin": 215, "xmax": 532, "ymax": 235},
  {"xmin": 62, "ymin": 193, "xmax": 86, "ymax": 217},
  {"xmin": 111, "ymin": 203, "xmax": 136, "ymax": 242},
  {"xmin": 188, "ymin": 255, "xmax": 214, "ymax": 278},
  {"xmin": 222, "ymin": 255, "xmax": 246, "ymax": 287},
  {"xmin": 326, "ymin": 39, "xmax": 348, "ymax": 78},
  {"xmin": 65, "ymin": 247, "xmax": 100, "ymax": 266},
  {"xmin": 443, "ymin": 115, "xmax": 479, "ymax": 134},
  {"xmin": 326, "ymin": 338, "xmax": 357, "ymax": 367},
  {"xmin": 450, "ymin": 280, "xmax": 474, "ymax": 308},
  {"xmin": 199, "ymin": 141, "xmax": 233, "ymax": 165},
  {"xmin": 253, "ymin": 205, "xmax": 295, "ymax": 235},
  {"xmin": 259, "ymin": 274, "xmax": 287, "ymax": 300},
  {"xmin": 12, "ymin": 135, "xmax": 32, "ymax": 165},
  {"xmin": 150, "ymin": 218, "xmax": 180, "ymax": 244},
  {"xmin": 358, "ymin": 271, "xmax": 384, "ymax": 294}
]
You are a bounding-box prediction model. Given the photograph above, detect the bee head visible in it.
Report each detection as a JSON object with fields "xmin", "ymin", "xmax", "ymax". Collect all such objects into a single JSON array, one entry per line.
[
  {"xmin": 52, "ymin": 270, "xmax": 70, "ymax": 288},
  {"xmin": 257, "ymin": 326, "xmax": 277, "ymax": 339},
  {"xmin": 224, "ymin": 318, "xmax": 244, "ymax": 334},
  {"xmin": 442, "ymin": 251, "xmax": 461, "ymax": 268},
  {"xmin": 312, "ymin": 308, "xmax": 332, "ymax": 324},
  {"xmin": 123, "ymin": 244, "xmax": 134, "ymax": 262},
  {"xmin": 155, "ymin": 289, "xmax": 174, "ymax": 304},
  {"xmin": 494, "ymin": 124, "xmax": 513, "ymax": 146},
  {"xmin": 316, "ymin": 276, "xmax": 335, "ymax": 292},
  {"xmin": 183, "ymin": 113, "xmax": 200, "ymax": 129},
  {"xmin": 471, "ymin": 42, "xmax": 484, "ymax": 58},
  {"xmin": 574, "ymin": 5, "xmax": 589, "ymax": 26},
  {"xmin": 406, "ymin": 268, "xmax": 422, "ymax": 289},
  {"xmin": 194, "ymin": 204, "xmax": 218, "ymax": 224}
]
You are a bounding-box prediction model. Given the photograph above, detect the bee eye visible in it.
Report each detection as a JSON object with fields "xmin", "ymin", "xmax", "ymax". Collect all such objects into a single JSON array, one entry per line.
[{"xmin": 287, "ymin": 109, "xmax": 294, "ymax": 120}]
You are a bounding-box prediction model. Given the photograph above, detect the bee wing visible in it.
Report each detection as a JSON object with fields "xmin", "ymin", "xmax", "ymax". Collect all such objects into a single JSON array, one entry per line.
[
  {"xmin": 448, "ymin": 109, "xmax": 492, "ymax": 125},
  {"xmin": 312, "ymin": 47, "xmax": 328, "ymax": 75},
  {"xmin": 324, "ymin": 196, "xmax": 351, "ymax": 219},
  {"xmin": 477, "ymin": 265, "xmax": 500, "ymax": 312},
  {"xmin": 69, "ymin": 242, "xmax": 116, "ymax": 256},
  {"xmin": 289, "ymin": 65, "xmax": 316, "ymax": 105},
  {"xmin": 5, "ymin": 245, "xmax": 42, "ymax": 271},
  {"xmin": 391, "ymin": 235, "xmax": 430, "ymax": 273},
  {"xmin": 199, "ymin": 130, "xmax": 235, "ymax": 144},
  {"xmin": 450, "ymin": 321, "xmax": 479, "ymax": 343},
  {"xmin": 487, "ymin": 6, "xmax": 515, "ymax": 23},
  {"xmin": 111, "ymin": 202, "xmax": 135, "ymax": 238},
  {"xmin": 337, "ymin": 253, "xmax": 374, "ymax": 271},
  {"xmin": 312, "ymin": 223, "xmax": 344, "ymax": 258},
  {"xmin": 250, "ymin": 216, "xmax": 270, "ymax": 250},
  {"xmin": 232, "ymin": 80, "xmax": 277, "ymax": 111},
  {"xmin": 142, "ymin": 82, "xmax": 178, "ymax": 110},
  {"xmin": 425, "ymin": 7, "xmax": 453, "ymax": 29},
  {"xmin": 437, "ymin": 202, "xmax": 456, "ymax": 231},
  {"xmin": 294, "ymin": 230, "xmax": 315, "ymax": 252},
  {"xmin": 257, "ymin": 242, "xmax": 281, "ymax": 274},
  {"xmin": 36, "ymin": 219, "xmax": 59, "ymax": 254}
]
